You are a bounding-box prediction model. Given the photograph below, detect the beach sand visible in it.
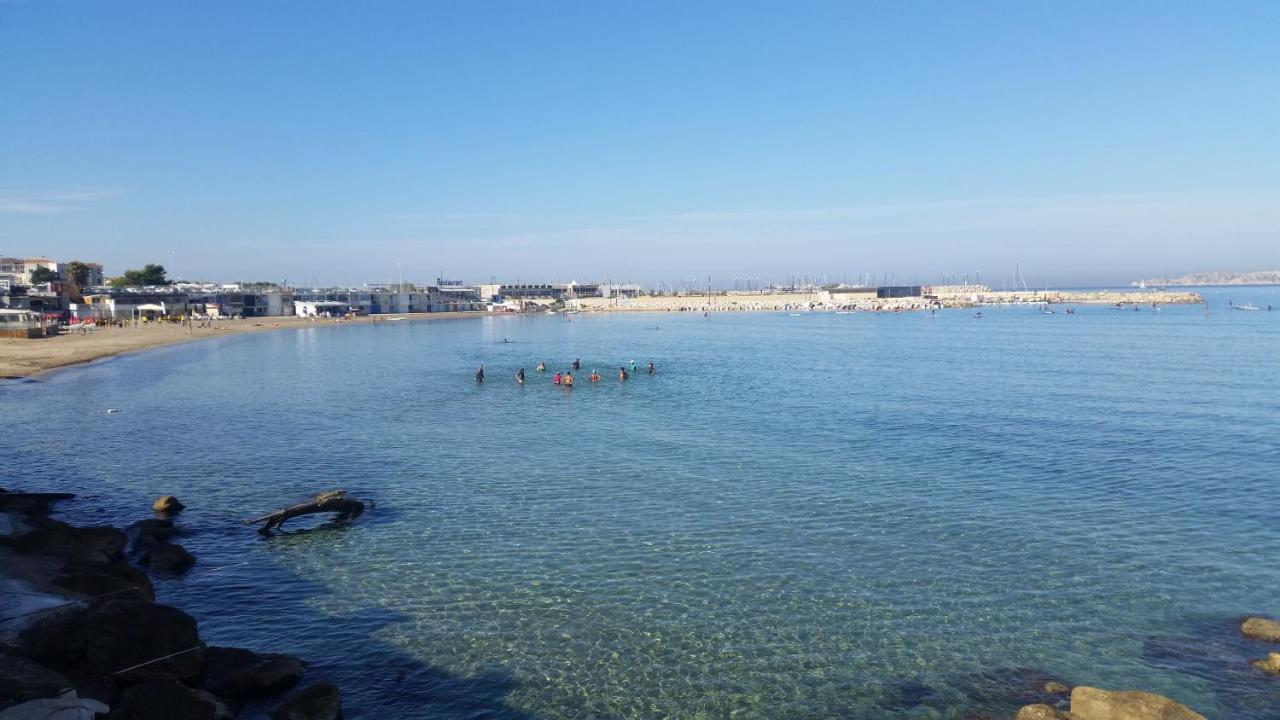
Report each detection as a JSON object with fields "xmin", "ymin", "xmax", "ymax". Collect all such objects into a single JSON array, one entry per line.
[{"xmin": 0, "ymin": 312, "xmax": 490, "ymax": 379}]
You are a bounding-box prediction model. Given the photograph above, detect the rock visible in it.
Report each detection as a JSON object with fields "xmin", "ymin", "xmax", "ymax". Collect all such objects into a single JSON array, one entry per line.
[
  {"xmin": 140, "ymin": 541, "xmax": 196, "ymax": 573},
  {"xmin": 126, "ymin": 518, "xmax": 177, "ymax": 549},
  {"xmin": 1242, "ymin": 617, "xmax": 1280, "ymax": 643},
  {"xmin": 113, "ymin": 674, "xmax": 217, "ymax": 720},
  {"xmin": 199, "ymin": 646, "xmax": 305, "ymax": 698},
  {"xmin": 270, "ymin": 682, "xmax": 342, "ymax": 720},
  {"xmin": 20, "ymin": 598, "xmax": 204, "ymax": 681},
  {"xmin": 1044, "ymin": 680, "xmax": 1070, "ymax": 695},
  {"xmin": 8, "ymin": 517, "xmax": 126, "ymax": 564},
  {"xmin": 153, "ymin": 496, "xmax": 185, "ymax": 514},
  {"xmin": 0, "ymin": 690, "xmax": 108, "ymax": 719},
  {"xmin": 52, "ymin": 559, "xmax": 155, "ymax": 601},
  {"xmin": 0, "ymin": 648, "xmax": 72, "ymax": 704},
  {"xmin": 190, "ymin": 688, "xmax": 236, "ymax": 720},
  {"xmin": 1069, "ymin": 686, "xmax": 1205, "ymax": 720},
  {"xmin": 1252, "ymin": 652, "xmax": 1280, "ymax": 675},
  {"xmin": 1016, "ymin": 705, "xmax": 1070, "ymax": 720}
]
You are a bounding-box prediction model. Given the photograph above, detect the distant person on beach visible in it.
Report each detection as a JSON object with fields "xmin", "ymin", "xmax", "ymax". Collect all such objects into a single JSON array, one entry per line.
[
  {"xmin": 564, "ymin": 372, "xmax": 574, "ymax": 388},
  {"xmin": 536, "ymin": 361, "xmax": 546, "ymax": 372},
  {"xmin": 572, "ymin": 358, "xmax": 580, "ymax": 370},
  {"xmin": 516, "ymin": 368, "xmax": 525, "ymax": 384},
  {"xmin": 648, "ymin": 361, "xmax": 655, "ymax": 375},
  {"xmin": 619, "ymin": 367, "xmax": 629, "ymax": 381},
  {"xmin": 475, "ymin": 365, "xmax": 485, "ymax": 383},
  {"xmin": 553, "ymin": 371, "xmax": 562, "ymax": 385},
  {"xmin": 589, "ymin": 370, "xmax": 601, "ymax": 382}
]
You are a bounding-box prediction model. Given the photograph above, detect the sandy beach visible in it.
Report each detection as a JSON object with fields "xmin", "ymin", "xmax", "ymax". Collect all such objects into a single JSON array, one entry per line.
[{"xmin": 0, "ymin": 312, "xmax": 490, "ymax": 379}]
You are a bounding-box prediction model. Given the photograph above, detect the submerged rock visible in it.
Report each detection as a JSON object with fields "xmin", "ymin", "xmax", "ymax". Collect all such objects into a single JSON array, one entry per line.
[
  {"xmin": 0, "ymin": 648, "xmax": 71, "ymax": 705},
  {"xmin": 140, "ymin": 541, "xmax": 196, "ymax": 573},
  {"xmin": 126, "ymin": 518, "xmax": 178, "ymax": 549},
  {"xmin": 52, "ymin": 560, "xmax": 154, "ymax": 601},
  {"xmin": 8, "ymin": 517, "xmax": 126, "ymax": 564},
  {"xmin": 1068, "ymin": 686, "xmax": 1206, "ymax": 720},
  {"xmin": 270, "ymin": 682, "xmax": 342, "ymax": 720},
  {"xmin": 113, "ymin": 674, "xmax": 218, "ymax": 720},
  {"xmin": 198, "ymin": 646, "xmax": 305, "ymax": 698},
  {"xmin": 1251, "ymin": 652, "xmax": 1280, "ymax": 675},
  {"xmin": 20, "ymin": 599, "xmax": 204, "ymax": 681},
  {"xmin": 1242, "ymin": 617, "xmax": 1280, "ymax": 643},
  {"xmin": 152, "ymin": 495, "xmax": 185, "ymax": 514},
  {"xmin": 1016, "ymin": 705, "xmax": 1070, "ymax": 720}
]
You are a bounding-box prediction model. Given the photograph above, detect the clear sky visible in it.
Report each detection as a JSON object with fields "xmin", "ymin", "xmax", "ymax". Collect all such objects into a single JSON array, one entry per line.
[{"xmin": 2, "ymin": 1, "xmax": 1278, "ymax": 288}]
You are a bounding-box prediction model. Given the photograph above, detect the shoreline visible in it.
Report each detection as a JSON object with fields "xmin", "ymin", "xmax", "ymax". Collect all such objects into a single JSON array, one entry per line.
[{"xmin": 0, "ymin": 311, "xmax": 492, "ymax": 380}]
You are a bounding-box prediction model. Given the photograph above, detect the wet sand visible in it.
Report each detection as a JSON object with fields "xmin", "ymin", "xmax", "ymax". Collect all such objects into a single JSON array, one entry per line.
[{"xmin": 0, "ymin": 312, "xmax": 490, "ymax": 379}]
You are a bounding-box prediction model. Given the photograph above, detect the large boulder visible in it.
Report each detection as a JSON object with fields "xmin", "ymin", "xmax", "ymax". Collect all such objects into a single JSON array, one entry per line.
[
  {"xmin": 113, "ymin": 674, "xmax": 218, "ymax": 720},
  {"xmin": 52, "ymin": 560, "xmax": 155, "ymax": 601},
  {"xmin": 1069, "ymin": 686, "xmax": 1205, "ymax": 720},
  {"xmin": 270, "ymin": 682, "xmax": 342, "ymax": 720},
  {"xmin": 152, "ymin": 496, "xmax": 185, "ymax": 515},
  {"xmin": 0, "ymin": 648, "xmax": 72, "ymax": 704},
  {"xmin": 1252, "ymin": 652, "xmax": 1280, "ymax": 675},
  {"xmin": 140, "ymin": 541, "xmax": 196, "ymax": 573},
  {"xmin": 198, "ymin": 646, "xmax": 305, "ymax": 698},
  {"xmin": 0, "ymin": 690, "xmax": 108, "ymax": 719},
  {"xmin": 20, "ymin": 599, "xmax": 204, "ymax": 681},
  {"xmin": 1242, "ymin": 617, "xmax": 1280, "ymax": 643},
  {"xmin": 8, "ymin": 517, "xmax": 126, "ymax": 564}
]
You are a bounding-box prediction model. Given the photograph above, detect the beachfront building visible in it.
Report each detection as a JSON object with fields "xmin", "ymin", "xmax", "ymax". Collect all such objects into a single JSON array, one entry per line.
[
  {"xmin": 876, "ymin": 286, "xmax": 923, "ymax": 299},
  {"xmin": 0, "ymin": 308, "xmax": 48, "ymax": 338},
  {"xmin": 478, "ymin": 282, "xmax": 606, "ymax": 304},
  {"xmin": 84, "ymin": 289, "xmax": 192, "ymax": 321},
  {"xmin": 0, "ymin": 257, "xmax": 59, "ymax": 286},
  {"xmin": 819, "ymin": 287, "xmax": 877, "ymax": 304},
  {"xmin": 295, "ymin": 300, "xmax": 351, "ymax": 317},
  {"xmin": 294, "ymin": 285, "xmax": 485, "ymax": 315}
]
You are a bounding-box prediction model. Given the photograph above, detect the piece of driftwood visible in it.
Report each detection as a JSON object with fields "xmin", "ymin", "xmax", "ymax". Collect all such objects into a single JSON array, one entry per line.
[{"xmin": 246, "ymin": 490, "xmax": 367, "ymax": 534}]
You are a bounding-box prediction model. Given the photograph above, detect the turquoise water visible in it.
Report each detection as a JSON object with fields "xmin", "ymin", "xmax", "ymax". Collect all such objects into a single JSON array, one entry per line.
[{"xmin": 4, "ymin": 287, "xmax": 1279, "ymax": 719}]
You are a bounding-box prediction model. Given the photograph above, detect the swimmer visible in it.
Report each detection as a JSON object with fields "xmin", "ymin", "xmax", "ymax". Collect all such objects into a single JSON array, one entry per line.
[
  {"xmin": 536, "ymin": 361, "xmax": 546, "ymax": 372},
  {"xmin": 553, "ymin": 371, "xmax": 562, "ymax": 385},
  {"xmin": 475, "ymin": 365, "xmax": 485, "ymax": 383},
  {"xmin": 619, "ymin": 366, "xmax": 629, "ymax": 381},
  {"xmin": 572, "ymin": 358, "xmax": 581, "ymax": 370},
  {"xmin": 647, "ymin": 361, "xmax": 655, "ymax": 375},
  {"xmin": 589, "ymin": 370, "xmax": 601, "ymax": 382},
  {"xmin": 516, "ymin": 368, "xmax": 525, "ymax": 384},
  {"xmin": 564, "ymin": 372, "xmax": 574, "ymax": 388},
  {"xmin": 630, "ymin": 360, "xmax": 638, "ymax": 373}
]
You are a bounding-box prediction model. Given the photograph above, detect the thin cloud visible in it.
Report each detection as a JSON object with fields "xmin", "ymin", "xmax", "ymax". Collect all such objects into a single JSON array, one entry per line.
[{"xmin": 0, "ymin": 189, "xmax": 124, "ymax": 214}]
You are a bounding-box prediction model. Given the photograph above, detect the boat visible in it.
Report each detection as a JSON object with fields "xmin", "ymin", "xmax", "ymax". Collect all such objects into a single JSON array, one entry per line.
[{"xmin": 1233, "ymin": 303, "xmax": 1261, "ymax": 311}]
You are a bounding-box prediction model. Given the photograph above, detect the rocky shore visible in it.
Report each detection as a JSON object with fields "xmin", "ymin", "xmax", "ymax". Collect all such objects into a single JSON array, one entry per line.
[
  {"xmin": 0, "ymin": 490, "xmax": 342, "ymax": 719},
  {"xmin": 3, "ymin": 487, "xmax": 1278, "ymax": 719}
]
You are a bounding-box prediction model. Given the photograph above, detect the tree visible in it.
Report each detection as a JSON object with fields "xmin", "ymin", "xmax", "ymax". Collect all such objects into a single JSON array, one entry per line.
[
  {"xmin": 110, "ymin": 264, "xmax": 170, "ymax": 287},
  {"xmin": 66, "ymin": 261, "xmax": 91, "ymax": 288},
  {"xmin": 29, "ymin": 266, "xmax": 60, "ymax": 284}
]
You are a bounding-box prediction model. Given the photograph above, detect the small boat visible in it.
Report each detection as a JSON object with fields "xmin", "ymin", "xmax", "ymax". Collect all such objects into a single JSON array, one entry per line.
[
  {"xmin": 1233, "ymin": 303, "xmax": 1261, "ymax": 311},
  {"xmin": 973, "ymin": 311, "xmax": 983, "ymax": 318}
]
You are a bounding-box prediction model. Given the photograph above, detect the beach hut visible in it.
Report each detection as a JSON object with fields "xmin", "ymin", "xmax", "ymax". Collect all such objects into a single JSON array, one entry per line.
[
  {"xmin": 135, "ymin": 303, "xmax": 166, "ymax": 322},
  {"xmin": 0, "ymin": 308, "xmax": 46, "ymax": 338}
]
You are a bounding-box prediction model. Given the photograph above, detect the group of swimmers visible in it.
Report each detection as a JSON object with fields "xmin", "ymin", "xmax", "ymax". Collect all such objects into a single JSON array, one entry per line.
[{"xmin": 476, "ymin": 357, "xmax": 655, "ymax": 386}]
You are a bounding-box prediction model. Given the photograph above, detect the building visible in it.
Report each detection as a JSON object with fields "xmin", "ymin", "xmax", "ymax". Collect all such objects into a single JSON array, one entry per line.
[
  {"xmin": 0, "ymin": 257, "xmax": 59, "ymax": 286},
  {"xmin": 877, "ymin": 286, "xmax": 922, "ymax": 299},
  {"xmin": 0, "ymin": 309, "xmax": 48, "ymax": 338},
  {"xmin": 819, "ymin": 287, "xmax": 877, "ymax": 304},
  {"xmin": 84, "ymin": 289, "xmax": 192, "ymax": 321},
  {"xmin": 477, "ymin": 282, "xmax": 605, "ymax": 304}
]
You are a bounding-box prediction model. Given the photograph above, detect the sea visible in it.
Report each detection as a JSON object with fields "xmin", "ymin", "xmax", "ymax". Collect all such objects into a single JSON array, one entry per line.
[{"xmin": 3, "ymin": 286, "xmax": 1278, "ymax": 719}]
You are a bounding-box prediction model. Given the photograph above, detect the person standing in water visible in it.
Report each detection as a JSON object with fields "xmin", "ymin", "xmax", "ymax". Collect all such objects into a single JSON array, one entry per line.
[
  {"xmin": 564, "ymin": 372, "xmax": 574, "ymax": 388},
  {"xmin": 572, "ymin": 358, "xmax": 580, "ymax": 370},
  {"xmin": 516, "ymin": 368, "xmax": 525, "ymax": 384},
  {"xmin": 589, "ymin": 369, "xmax": 601, "ymax": 382},
  {"xmin": 475, "ymin": 365, "xmax": 485, "ymax": 383},
  {"xmin": 536, "ymin": 361, "xmax": 546, "ymax": 372},
  {"xmin": 619, "ymin": 366, "xmax": 629, "ymax": 381},
  {"xmin": 647, "ymin": 361, "xmax": 655, "ymax": 375},
  {"xmin": 630, "ymin": 360, "xmax": 638, "ymax": 374},
  {"xmin": 553, "ymin": 370, "xmax": 562, "ymax": 385}
]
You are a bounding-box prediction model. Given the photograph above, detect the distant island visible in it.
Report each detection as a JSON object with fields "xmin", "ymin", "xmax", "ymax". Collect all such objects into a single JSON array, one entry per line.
[{"xmin": 1133, "ymin": 270, "xmax": 1280, "ymax": 287}]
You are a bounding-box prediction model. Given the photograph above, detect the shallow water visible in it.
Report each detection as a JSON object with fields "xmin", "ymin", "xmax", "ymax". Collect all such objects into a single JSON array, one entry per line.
[{"xmin": 4, "ymin": 287, "xmax": 1279, "ymax": 719}]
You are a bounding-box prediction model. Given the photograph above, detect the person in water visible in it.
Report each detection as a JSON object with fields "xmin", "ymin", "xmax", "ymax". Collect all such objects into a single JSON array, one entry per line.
[
  {"xmin": 572, "ymin": 358, "xmax": 580, "ymax": 370},
  {"xmin": 475, "ymin": 365, "xmax": 485, "ymax": 383},
  {"xmin": 589, "ymin": 369, "xmax": 601, "ymax": 382},
  {"xmin": 564, "ymin": 372, "xmax": 574, "ymax": 388},
  {"xmin": 553, "ymin": 371, "xmax": 562, "ymax": 385},
  {"xmin": 619, "ymin": 366, "xmax": 629, "ymax": 381},
  {"xmin": 629, "ymin": 360, "xmax": 638, "ymax": 373},
  {"xmin": 516, "ymin": 368, "xmax": 525, "ymax": 384},
  {"xmin": 647, "ymin": 361, "xmax": 655, "ymax": 375},
  {"xmin": 536, "ymin": 361, "xmax": 546, "ymax": 372}
]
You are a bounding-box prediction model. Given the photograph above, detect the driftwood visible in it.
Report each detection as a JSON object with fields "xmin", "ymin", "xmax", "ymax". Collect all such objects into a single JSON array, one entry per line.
[{"xmin": 246, "ymin": 490, "xmax": 367, "ymax": 534}]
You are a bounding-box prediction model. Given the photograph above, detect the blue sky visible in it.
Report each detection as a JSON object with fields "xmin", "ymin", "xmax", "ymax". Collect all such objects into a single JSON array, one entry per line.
[{"xmin": 2, "ymin": 1, "xmax": 1278, "ymax": 287}]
